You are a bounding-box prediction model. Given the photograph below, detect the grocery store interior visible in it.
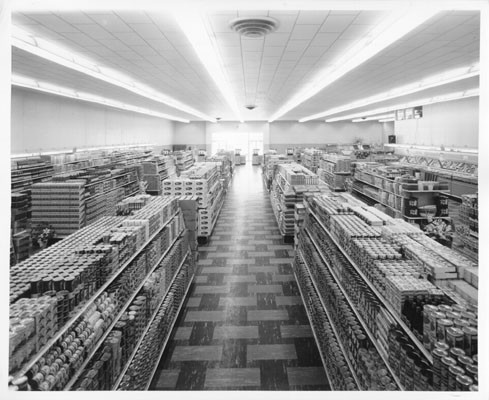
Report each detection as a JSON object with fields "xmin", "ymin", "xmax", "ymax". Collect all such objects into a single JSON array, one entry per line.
[{"xmin": 4, "ymin": 0, "xmax": 488, "ymax": 396}]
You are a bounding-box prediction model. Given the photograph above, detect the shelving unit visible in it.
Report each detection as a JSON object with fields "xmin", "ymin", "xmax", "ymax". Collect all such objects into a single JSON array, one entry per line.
[
  {"xmin": 9, "ymin": 197, "xmax": 185, "ymax": 391},
  {"xmin": 307, "ymin": 207, "xmax": 433, "ymax": 364},
  {"xmin": 142, "ymin": 155, "xmax": 177, "ymax": 195},
  {"xmin": 352, "ymin": 163, "xmax": 450, "ymax": 222},
  {"xmin": 317, "ymin": 154, "xmax": 352, "ymax": 191},
  {"xmin": 296, "ymin": 247, "xmax": 363, "ymax": 389}
]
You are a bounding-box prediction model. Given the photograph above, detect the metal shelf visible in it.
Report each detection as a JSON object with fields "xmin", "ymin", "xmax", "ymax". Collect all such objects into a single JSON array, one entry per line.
[
  {"xmin": 64, "ymin": 228, "xmax": 184, "ymax": 390},
  {"xmin": 292, "ymin": 256, "xmax": 335, "ymax": 391},
  {"xmin": 12, "ymin": 210, "xmax": 180, "ymax": 381},
  {"xmin": 354, "ymin": 177, "xmax": 403, "ymax": 197},
  {"xmin": 112, "ymin": 248, "xmax": 190, "ymax": 389},
  {"xmin": 304, "ymin": 227, "xmax": 403, "ymax": 390},
  {"xmin": 297, "ymin": 247, "xmax": 363, "ymax": 390},
  {"xmin": 308, "ymin": 208, "xmax": 433, "ymax": 364},
  {"xmin": 144, "ymin": 260, "xmax": 194, "ymax": 390},
  {"xmin": 351, "ymin": 187, "xmax": 399, "ymax": 214}
]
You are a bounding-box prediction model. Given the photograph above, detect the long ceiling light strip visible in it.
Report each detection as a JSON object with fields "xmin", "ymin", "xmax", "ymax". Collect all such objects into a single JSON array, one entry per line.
[
  {"xmin": 12, "ymin": 74, "xmax": 190, "ymax": 123},
  {"xmin": 351, "ymin": 113, "xmax": 395, "ymax": 122},
  {"xmin": 325, "ymin": 88, "xmax": 479, "ymax": 122},
  {"xmin": 268, "ymin": 7, "xmax": 439, "ymax": 122},
  {"xmin": 299, "ymin": 63, "xmax": 480, "ymax": 122},
  {"xmin": 379, "ymin": 118, "xmax": 395, "ymax": 122},
  {"xmin": 12, "ymin": 27, "xmax": 214, "ymax": 122},
  {"xmin": 174, "ymin": 11, "xmax": 244, "ymax": 123}
]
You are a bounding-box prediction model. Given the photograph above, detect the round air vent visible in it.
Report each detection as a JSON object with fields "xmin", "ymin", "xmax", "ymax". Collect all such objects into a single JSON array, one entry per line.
[{"xmin": 229, "ymin": 17, "xmax": 279, "ymax": 38}]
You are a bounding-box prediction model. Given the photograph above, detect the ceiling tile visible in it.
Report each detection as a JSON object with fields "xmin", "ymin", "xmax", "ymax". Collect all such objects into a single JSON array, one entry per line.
[
  {"xmin": 116, "ymin": 11, "xmax": 153, "ymax": 24},
  {"xmin": 320, "ymin": 15, "xmax": 355, "ymax": 33},
  {"xmin": 87, "ymin": 14, "xmax": 133, "ymax": 33},
  {"xmin": 290, "ymin": 24, "xmax": 320, "ymax": 39},
  {"xmin": 130, "ymin": 23, "xmax": 164, "ymax": 40},
  {"xmin": 295, "ymin": 10, "xmax": 329, "ymax": 25}
]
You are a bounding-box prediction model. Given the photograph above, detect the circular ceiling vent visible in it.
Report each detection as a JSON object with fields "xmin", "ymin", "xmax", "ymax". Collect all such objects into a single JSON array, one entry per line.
[{"xmin": 229, "ymin": 17, "xmax": 279, "ymax": 38}]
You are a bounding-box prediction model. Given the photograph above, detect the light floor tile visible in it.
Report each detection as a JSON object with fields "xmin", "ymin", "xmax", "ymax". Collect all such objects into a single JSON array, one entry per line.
[
  {"xmin": 213, "ymin": 325, "xmax": 259, "ymax": 340},
  {"xmin": 171, "ymin": 345, "xmax": 223, "ymax": 362},
  {"xmin": 248, "ymin": 266, "xmax": 279, "ymax": 274},
  {"xmin": 271, "ymin": 274, "xmax": 295, "ymax": 282},
  {"xmin": 248, "ymin": 284, "xmax": 283, "ymax": 294},
  {"xmin": 201, "ymin": 266, "xmax": 234, "ymax": 274},
  {"xmin": 219, "ymin": 296, "xmax": 257, "ymax": 307},
  {"xmin": 226, "ymin": 258, "xmax": 256, "ymax": 265},
  {"xmin": 247, "ymin": 309, "xmax": 289, "ymax": 321},
  {"xmin": 280, "ymin": 325, "xmax": 313, "ymax": 338},
  {"xmin": 174, "ymin": 326, "xmax": 193, "ymax": 341},
  {"xmin": 204, "ymin": 368, "xmax": 260, "ymax": 388},
  {"xmin": 186, "ymin": 297, "xmax": 202, "ymax": 307},
  {"xmin": 185, "ymin": 311, "xmax": 227, "ymax": 322},
  {"xmin": 269, "ymin": 258, "xmax": 293, "ymax": 264},
  {"xmin": 194, "ymin": 285, "xmax": 230, "ymax": 294},
  {"xmin": 247, "ymin": 344, "xmax": 297, "ymax": 361},
  {"xmin": 275, "ymin": 296, "xmax": 303, "ymax": 306},
  {"xmin": 223, "ymin": 275, "xmax": 257, "ymax": 283}
]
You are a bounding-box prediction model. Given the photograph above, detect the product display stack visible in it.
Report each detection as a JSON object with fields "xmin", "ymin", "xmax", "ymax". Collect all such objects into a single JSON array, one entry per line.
[
  {"xmin": 317, "ymin": 153, "xmax": 352, "ymax": 191},
  {"xmin": 294, "ymin": 191, "xmax": 479, "ymax": 391},
  {"xmin": 8, "ymin": 196, "xmax": 196, "ymax": 391},
  {"xmin": 174, "ymin": 150, "xmax": 195, "ymax": 174},
  {"xmin": 162, "ymin": 162, "xmax": 226, "ymax": 242},
  {"xmin": 31, "ymin": 164, "xmax": 141, "ymax": 237},
  {"xmin": 204, "ymin": 156, "xmax": 234, "ymax": 191},
  {"xmin": 302, "ymin": 148, "xmax": 323, "ymax": 173},
  {"xmin": 141, "ymin": 156, "xmax": 177, "ymax": 195},
  {"xmin": 262, "ymin": 154, "xmax": 295, "ymax": 190},
  {"xmin": 269, "ymin": 163, "xmax": 328, "ymax": 242}
]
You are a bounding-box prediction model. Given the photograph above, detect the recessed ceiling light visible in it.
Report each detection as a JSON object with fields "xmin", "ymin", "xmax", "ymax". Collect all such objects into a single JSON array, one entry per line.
[
  {"xmin": 12, "ymin": 74, "xmax": 190, "ymax": 123},
  {"xmin": 12, "ymin": 26, "xmax": 213, "ymax": 122},
  {"xmin": 268, "ymin": 7, "xmax": 439, "ymax": 122},
  {"xmin": 325, "ymin": 88, "xmax": 479, "ymax": 122},
  {"xmin": 299, "ymin": 63, "xmax": 479, "ymax": 122},
  {"xmin": 229, "ymin": 17, "xmax": 279, "ymax": 38}
]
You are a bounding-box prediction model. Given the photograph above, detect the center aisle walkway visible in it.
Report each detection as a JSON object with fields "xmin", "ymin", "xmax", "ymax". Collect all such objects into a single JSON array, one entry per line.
[{"xmin": 150, "ymin": 165, "xmax": 329, "ymax": 391}]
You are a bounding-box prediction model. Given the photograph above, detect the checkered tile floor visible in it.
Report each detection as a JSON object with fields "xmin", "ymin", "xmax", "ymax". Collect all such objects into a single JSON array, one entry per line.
[{"xmin": 149, "ymin": 165, "xmax": 329, "ymax": 391}]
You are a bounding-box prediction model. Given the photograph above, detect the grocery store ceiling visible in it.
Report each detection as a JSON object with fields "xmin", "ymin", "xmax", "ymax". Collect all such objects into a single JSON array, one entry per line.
[{"xmin": 11, "ymin": 4, "xmax": 481, "ymax": 122}]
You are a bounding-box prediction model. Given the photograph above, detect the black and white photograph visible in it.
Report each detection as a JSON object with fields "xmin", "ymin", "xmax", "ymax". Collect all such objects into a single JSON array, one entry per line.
[{"xmin": 1, "ymin": 0, "xmax": 487, "ymax": 398}]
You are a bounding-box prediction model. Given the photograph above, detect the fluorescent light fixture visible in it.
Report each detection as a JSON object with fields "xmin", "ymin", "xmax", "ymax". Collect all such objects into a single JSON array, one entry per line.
[
  {"xmin": 351, "ymin": 113, "xmax": 394, "ymax": 122},
  {"xmin": 11, "ymin": 143, "xmax": 155, "ymax": 159},
  {"xmin": 12, "ymin": 74, "xmax": 190, "ymax": 123},
  {"xmin": 12, "ymin": 26, "xmax": 214, "ymax": 122},
  {"xmin": 268, "ymin": 7, "xmax": 439, "ymax": 122},
  {"xmin": 379, "ymin": 118, "xmax": 395, "ymax": 122},
  {"xmin": 300, "ymin": 63, "xmax": 480, "ymax": 122},
  {"xmin": 174, "ymin": 11, "xmax": 244, "ymax": 123},
  {"xmin": 384, "ymin": 143, "xmax": 478, "ymax": 154},
  {"xmin": 326, "ymin": 88, "xmax": 479, "ymax": 122}
]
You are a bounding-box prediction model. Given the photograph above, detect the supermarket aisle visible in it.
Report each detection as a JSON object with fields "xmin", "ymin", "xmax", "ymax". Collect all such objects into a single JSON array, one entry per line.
[{"xmin": 149, "ymin": 165, "xmax": 329, "ymax": 391}]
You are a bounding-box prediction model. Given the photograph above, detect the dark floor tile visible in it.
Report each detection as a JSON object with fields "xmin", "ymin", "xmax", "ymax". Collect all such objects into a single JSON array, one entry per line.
[
  {"xmin": 229, "ymin": 282, "xmax": 249, "ymax": 297},
  {"xmin": 220, "ymin": 339, "xmax": 248, "ymax": 368},
  {"xmin": 294, "ymin": 338, "xmax": 324, "ymax": 367},
  {"xmin": 282, "ymin": 281, "xmax": 300, "ymax": 296},
  {"xmin": 224, "ymin": 306, "xmax": 248, "ymax": 325},
  {"xmin": 286, "ymin": 305, "xmax": 310, "ymax": 325},
  {"xmin": 258, "ymin": 321, "xmax": 282, "ymax": 344},
  {"xmin": 206, "ymin": 273, "xmax": 225, "ymax": 285},
  {"xmin": 233, "ymin": 265, "xmax": 248, "ymax": 275},
  {"xmin": 274, "ymin": 250, "xmax": 291, "ymax": 258},
  {"xmin": 174, "ymin": 361, "xmax": 207, "ymax": 390},
  {"xmin": 256, "ymin": 293, "xmax": 277, "ymax": 310},
  {"xmin": 259, "ymin": 360, "xmax": 289, "ymax": 390},
  {"xmin": 254, "ymin": 244, "xmax": 269, "ymax": 252},
  {"xmin": 255, "ymin": 272, "xmax": 269, "ymax": 284},
  {"xmin": 157, "ymin": 341, "xmax": 177, "ymax": 370},
  {"xmin": 198, "ymin": 294, "xmax": 221, "ymax": 310},
  {"xmin": 278, "ymin": 264, "xmax": 294, "ymax": 274},
  {"xmin": 189, "ymin": 322, "xmax": 215, "ymax": 345}
]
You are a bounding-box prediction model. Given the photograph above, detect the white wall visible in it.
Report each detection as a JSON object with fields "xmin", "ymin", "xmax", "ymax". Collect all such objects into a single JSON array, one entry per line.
[
  {"xmin": 11, "ymin": 87, "xmax": 174, "ymax": 154},
  {"xmin": 173, "ymin": 121, "xmax": 270, "ymax": 153},
  {"xmin": 269, "ymin": 121, "xmax": 384, "ymax": 153},
  {"xmin": 394, "ymin": 97, "xmax": 479, "ymax": 148},
  {"xmin": 173, "ymin": 121, "xmax": 206, "ymax": 148}
]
